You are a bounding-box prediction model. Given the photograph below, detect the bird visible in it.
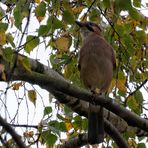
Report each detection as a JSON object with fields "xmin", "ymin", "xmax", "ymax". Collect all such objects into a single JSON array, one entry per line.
[{"xmin": 75, "ymin": 21, "xmax": 116, "ymax": 144}]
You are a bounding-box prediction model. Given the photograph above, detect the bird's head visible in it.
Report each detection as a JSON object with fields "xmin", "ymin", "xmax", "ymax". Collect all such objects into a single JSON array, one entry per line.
[{"xmin": 75, "ymin": 21, "xmax": 102, "ymax": 41}]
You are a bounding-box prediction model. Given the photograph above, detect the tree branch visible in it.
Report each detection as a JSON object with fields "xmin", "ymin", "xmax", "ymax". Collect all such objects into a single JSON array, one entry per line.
[
  {"xmin": 0, "ymin": 52, "xmax": 147, "ymax": 131},
  {"xmin": 0, "ymin": 115, "xmax": 26, "ymax": 148},
  {"xmin": 0, "ymin": 52, "xmax": 148, "ymax": 143},
  {"xmin": 12, "ymin": 67, "xmax": 148, "ymax": 132},
  {"xmin": 53, "ymin": 91, "xmax": 130, "ymax": 147},
  {"xmin": 53, "ymin": 90, "xmax": 148, "ymax": 137}
]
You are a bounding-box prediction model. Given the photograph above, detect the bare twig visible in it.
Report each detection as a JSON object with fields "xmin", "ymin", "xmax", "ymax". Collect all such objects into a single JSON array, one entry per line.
[
  {"xmin": 10, "ymin": 124, "xmax": 38, "ymax": 129},
  {"xmin": 0, "ymin": 115, "xmax": 26, "ymax": 148},
  {"xmin": 124, "ymin": 79, "xmax": 148, "ymax": 105},
  {"xmin": 82, "ymin": 0, "xmax": 97, "ymax": 21}
]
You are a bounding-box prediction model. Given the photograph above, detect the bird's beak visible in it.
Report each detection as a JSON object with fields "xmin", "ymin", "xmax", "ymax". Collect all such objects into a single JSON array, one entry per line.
[{"xmin": 75, "ymin": 21, "xmax": 84, "ymax": 27}]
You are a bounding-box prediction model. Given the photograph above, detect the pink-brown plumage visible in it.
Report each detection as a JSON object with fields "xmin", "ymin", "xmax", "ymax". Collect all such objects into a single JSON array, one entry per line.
[
  {"xmin": 79, "ymin": 32, "xmax": 115, "ymax": 93},
  {"xmin": 76, "ymin": 21, "xmax": 116, "ymax": 144}
]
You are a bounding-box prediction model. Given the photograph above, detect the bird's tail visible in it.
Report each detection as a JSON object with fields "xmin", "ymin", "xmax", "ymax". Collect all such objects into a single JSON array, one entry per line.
[{"xmin": 88, "ymin": 103, "xmax": 104, "ymax": 144}]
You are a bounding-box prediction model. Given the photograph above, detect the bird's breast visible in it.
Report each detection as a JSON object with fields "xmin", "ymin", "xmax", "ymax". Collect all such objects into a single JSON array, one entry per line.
[{"xmin": 79, "ymin": 50, "xmax": 113, "ymax": 92}]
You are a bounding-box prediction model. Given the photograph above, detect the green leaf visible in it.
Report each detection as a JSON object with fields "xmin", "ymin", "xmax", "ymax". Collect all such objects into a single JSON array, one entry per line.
[
  {"xmin": 47, "ymin": 17, "xmax": 63, "ymax": 29},
  {"xmin": 63, "ymin": 10, "xmax": 75, "ymax": 24},
  {"xmin": 57, "ymin": 113, "xmax": 65, "ymax": 121},
  {"xmin": 128, "ymin": 8, "xmax": 140, "ymax": 20},
  {"xmin": 127, "ymin": 96, "xmax": 137, "ymax": 110},
  {"xmin": 49, "ymin": 54, "xmax": 61, "ymax": 72},
  {"xmin": 41, "ymin": 131, "xmax": 57, "ymax": 146},
  {"xmin": 73, "ymin": 115, "xmax": 82, "ymax": 130},
  {"xmin": 64, "ymin": 57, "xmax": 81, "ymax": 86},
  {"xmin": 50, "ymin": 54, "xmax": 59, "ymax": 65},
  {"xmin": 135, "ymin": 30, "xmax": 145, "ymax": 43},
  {"xmin": 127, "ymin": 95, "xmax": 142, "ymax": 114},
  {"xmin": 115, "ymin": 25, "xmax": 125, "ymax": 37},
  {"xmin": 137, "ymin": 143, "xmax": 146, "ymax": 148},
  {"xmin": 82, "ymin": 118, "xmax": 87, "ymax": 130},
  {"xmin": 46, "ymin": 133, "xmax": 57, "ymax": 146},
  {"xmin": 48, "ymin": 120, "xmax": 67, "ymax": 134},
  {"xmin": 48, "ymin": 121, "xmax": 60, "ymax": 135},
  {"xmin": 134, "ymin": 90, "xmax": 143, "ymax": 104},
  {"xmin": 103, "ymin": 0, "xmax": 110, "ymax": 8},
  {"xmin": 115, "ymin": 0, "xmax": 132, "ymax": 11},
  {"xmin": 13, "ymin": 5, "xmax": 23, "ymax": 30},
  {"xmin": 64, "ymin": 105, "xmax": 73, "ymax": 118},
  {"xmin": 25, "ymin": 35, "xmax": 39, "ymax": 53},
  {"xmin": 44, "ymin": 106, "xmax": 52, "ymax": 116},
  {"xmin": 123, "ymin": 130, "xmax": 135, "ymax": 140},
  {"xmin": 133, "ymin": 0, "xmax": 141, "ymax": 8},
  {"xmin": 0, "ymin": 23, "xmax": 8, "ymax": 32},
  {"xmin": 59, "ymin": 122, "xmax": 67, "ymax": 132},
  {"xmin": 35, "ymin": 1, "xmax": 46, "ymax": 17},
  {"xmin": 123, "ymin": 35, "xmax": 134, "ymax": 54},
  {"xmin": 89, "ymin": 9, "xmax": 100, "ymax": 21},
  {"xmin": 38, "ymin": 25, "xmax": 50, "ymax": 36},
  {"xmin": 6, "ymin": 33, "xmax": 15, "ymax": 48},
  {"xmin": 22, "ymin": 3, "xmax": 29, "ymax": 17},
  {"xmin": 3, "ymin": 47, "xmax": 14, "ymax": 62},
  {"xmin": 0, "ymin": 7, "xmax": 5, "ymax": 19}
]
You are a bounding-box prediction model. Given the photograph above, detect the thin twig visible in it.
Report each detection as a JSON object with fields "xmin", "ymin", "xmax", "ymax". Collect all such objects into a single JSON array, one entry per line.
[
  {"xmin": 10, "ymin": 124, "xmax": 38, "ymax": 129},
  {"xmin": 0, "ymin": 115, "xmax": 26, "ymax": 148},
  {"xmin": 82, "ymin": 0, "xmax": 97, "ymax": 21},
  {"xmin": 124, "ymin": 79, "xmax": 148, "ymax": 106}
]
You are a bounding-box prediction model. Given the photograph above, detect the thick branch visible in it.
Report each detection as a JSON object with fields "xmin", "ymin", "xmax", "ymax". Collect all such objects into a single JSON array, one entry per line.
[
  {"xmin": 0, "ymin": 115, "xmax": 26, "ymax": 148},
  {"xmin": 0, "ymin": 52, "xmax": 148, "ymax": 133},
  {"xmin": 12, "ymin": 68, "xmax": 148, "ymax": 132},
  {"xmin": 53, "ymin": 91, "xmax": 129, "ymax": 147},
  {"xmin": 53, "ymin": 91, "xmax": 148, "ymax": 137}
]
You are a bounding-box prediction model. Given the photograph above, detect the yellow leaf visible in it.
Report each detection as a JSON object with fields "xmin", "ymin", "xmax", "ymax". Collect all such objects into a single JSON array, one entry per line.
[
  {"xmin": 127, "ymin": 95, "xmax": 138, "ymax": 108},
  {"xmin": 0, "ymin": 32, "xmax": 6, "ymax": 45},
  {"xmin": 18, "ymin": 56, "xmax": 31, "ymax": 72},
  {"xmin": 11, "ymin": 82, "xmax": 23, "ymax": 90},
  {"xmin": 108, "ymin": 78, "xmax": 116, "ymax": 92},
  {"xmin": 55, "ymin": 33, "xmax": 71, "ymax": 52},
  {"xmin": 0, "ymin": 64, "xmax": 6, "ymax": 81},
  {"xmin": 116, "ymin": 79, "xmax": 127, "ymax": 93},
  {"xmin": 72, "ymin": 6, "xmax": 84, "ymax": 14},
  {"xmin": 116, "ymin": 18, "xmax": 122, "ymax": 25},
  {"xmin": 54, "ymin": 144, "xmax": 60, "ymax": 148},
  {"xmin": 64, "ymin": 118, "xmax": 73, "ymax": 132},
  {"xmin": 128, "ymin": 139, "xmax": 137, "ymax": 147},
  {"xmin": 28, "ymin": 90, "xmax": 37, "ymax": 106},
  {"xmin": 35, "ymin": 0, "xmax": 41, "ymax": 3}
]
